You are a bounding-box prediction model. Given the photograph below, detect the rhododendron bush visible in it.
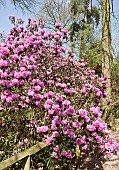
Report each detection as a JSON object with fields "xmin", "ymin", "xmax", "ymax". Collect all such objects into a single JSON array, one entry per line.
[{"xmin": 0, "ymin": 16, "xmax": 119, "ymax": 169}]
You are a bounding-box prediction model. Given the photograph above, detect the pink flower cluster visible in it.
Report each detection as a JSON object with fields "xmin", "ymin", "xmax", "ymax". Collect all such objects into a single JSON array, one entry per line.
[{"xmin": 0, "ymin": 17, "xmax": 119, "ymax": 166}]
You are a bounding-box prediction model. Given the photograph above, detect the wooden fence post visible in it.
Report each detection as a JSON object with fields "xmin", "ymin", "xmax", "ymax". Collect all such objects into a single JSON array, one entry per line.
[
  {"xmin": 23, "ymin": 155, "xmax": 30, "ymax": 170},
  {"xmin": 0, "ymin": 141, "xmax": 46, "ymax": 170}
]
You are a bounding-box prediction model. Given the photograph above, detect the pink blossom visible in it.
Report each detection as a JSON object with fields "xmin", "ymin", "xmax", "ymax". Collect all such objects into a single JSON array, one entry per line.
[
  {"xmin": 35, "ymin": 101, "xmax": 40, "ymax": 107},
  {"xmin": 67, "ymin": 130, "xmax": 77, "ymax": 139},
  {"xmin": 52, "ymin": 152, "xmax": 59, "ymax": 159},
  {"xmin": 108, "ymin": 99, "xmax": 112, "ymax": 103},
  {"xmin": 53, "ymin": 145, "xmax": 60, "ymax": 152},
  {"xmin": 1, "ymin": 94, "xmax": 6, "ymax": 101},
  {"xmin": 78, "ymin": 109, "xmax": 88, "ymax": 118},
  {"xmin": 64, "ymin": 88, "xmax": 73, "ymax": 94},
  {"xmin": 47, "ymin": 80, "xmax": 54, "ymax": 85},
  {"xmin": 24, "ymin": 138, "xmax": 28, "ymax": 143},
  {"xmin": 84, "ymin": 116, "xmax": 90, "ymax": 122},
  {"xmin": 6, "ymin": 96, "xmax": 13, "ymax": 103},
  {"xmin": 34, "ymin": 94, "xmax": 43, "ymax": 100},
  {"xmin": 17, "ymin": 141, "xmax": 23, "ymax": 147},
  {"xmin": 72, "ymin": 122, "xmax": 82, "ymax": 128},
  {"xmin": 61, "ymin": 119, "xmax": 69, "ymax": 125},
  {"xmin": 90, "ymin": 106, "xmax": 102, "ymax": 117},
  {"xmin": 48, "ymin": 109, "xmax": 55, "ymax": 115},
  {"xmin": 65, "ymin": 106, "xmax": 74, "ymax": 115},
  {"xmin": 44, "ymin": 91, "xmax": 54, "ymax": 98},
  {"xmin": 51, "ymin": 124, "xmax": 57, "ymax": 130},
  {"xmin": 81, "ymin": 89, "xmax": 86, "ymax": 95},
  {"xmin": 82, "ymin": 144, "xmax": 88, "ymax": 150},
  {"xmin": 34, "ymin": 85, "xmax": 41, "ymax": 91},
  {"xmin": 61, "ymin": 28, "xmax": 68, "ymax": 34},
  {"xmin": 76, "ymin": 136, "xmax": 86, "ymax": 145},
  {"xmin": 56, "ymin": 95, "xmax": 63, "ymax": 102},
  {"xmin": 87, "ymin": 124, "xmax": 96, "ymax": 131},
  {"xmin": 61, "ymin": 151, "xmax": 72, "ymax": 158},
  {"xmin": 62, "ymin": 100, "xmax": 70, "ymax": 106},
  {"xmin": 96, "ymin": 91, "xmax": 102, "ymax": 97},
  {"xmin": 79, "ymin": 62, "xmax": 86, "ymax": 67},
  {"xmin": 36, "ymin": 126, "xmax": 48, "ymax": 133},
  {"xmin": 11, "ymin": 79, "xmax": 19, "ymax": 85},
  {"xmin": 28, "ymin": 89, "xmax": 34, "ymax": 96},
  {"xmin": 55, "ymin": 23, "xmax": 61, "ymax": 27},
  {"xmin": 52, "ymin": 131, "xmax": 59, "ymax": 138},
  {"xmin": 46, "ymin": 99, "xmax": 53, "ymax": 105},
  {"xmin": 46, "ymin": 137, "xmax": 53, "ymax": 146}
]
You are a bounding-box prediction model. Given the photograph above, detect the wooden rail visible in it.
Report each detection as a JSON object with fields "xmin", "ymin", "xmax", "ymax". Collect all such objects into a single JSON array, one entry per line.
[{"xmin": 0, "ymin": 141, "xmax": 47, "ymax": 170}]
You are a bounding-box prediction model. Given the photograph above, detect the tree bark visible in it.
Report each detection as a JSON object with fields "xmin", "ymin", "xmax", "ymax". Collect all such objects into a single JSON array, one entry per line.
[{"xmin": 101, "ymin": 0, "xmax": 112, "ymax": 119}]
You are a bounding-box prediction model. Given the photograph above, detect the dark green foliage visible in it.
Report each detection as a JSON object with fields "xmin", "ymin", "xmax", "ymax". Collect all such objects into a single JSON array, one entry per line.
[{"xmin": 112, "ymin": 58, "xmax": 119, "ymax": 118}]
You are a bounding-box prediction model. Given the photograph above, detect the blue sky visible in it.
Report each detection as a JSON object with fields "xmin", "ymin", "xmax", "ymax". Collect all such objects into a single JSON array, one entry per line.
[{"xmin": 0, "ymin": 1, "xmax": 30, "ymax": 34}]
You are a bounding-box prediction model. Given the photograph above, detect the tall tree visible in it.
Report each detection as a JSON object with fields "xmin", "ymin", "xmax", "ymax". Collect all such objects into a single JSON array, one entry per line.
[
  {"xmin": 69, "ymin": 0, "xmax": 100, "ymax": 57},
  {"xmin": 101, "ymin": 0, "xmax": 112, "ymax": 119},
  {"xmin": 36, "ymin": 0, "xmax": 100, "ymax": 58}
]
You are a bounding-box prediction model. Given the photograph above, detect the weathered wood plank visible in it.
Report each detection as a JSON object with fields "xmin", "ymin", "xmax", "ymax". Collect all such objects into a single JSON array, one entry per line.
[
  {"xmin": 24, "ymin": 156, "xmax": 30, "ymax": 170},
  {"xmin": 0, "ymin": 141, "xmax": 46, "ymax": 170}
]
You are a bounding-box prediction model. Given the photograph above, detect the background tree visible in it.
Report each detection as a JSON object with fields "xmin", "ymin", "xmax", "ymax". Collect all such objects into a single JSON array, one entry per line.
[
  {"xmin": 69, "ymin": 0, "xmax": 100, "ymax": 59},
  {"xmin": 35, "ymin": 0, "xmax": 101, "ymax": 59},
  {"xmin": 35, "ymin": 0, "xmax": 71, "ymax": 31},
  {"xmin": 0, "ymin": 0, "xmax": 38, "ymax": 12}
]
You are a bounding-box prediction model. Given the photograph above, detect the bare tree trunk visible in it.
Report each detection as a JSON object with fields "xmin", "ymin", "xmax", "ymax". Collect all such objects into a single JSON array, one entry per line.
[{"xmin": 101, "ymin": 0, "xmax": 112, "ymax": 119}]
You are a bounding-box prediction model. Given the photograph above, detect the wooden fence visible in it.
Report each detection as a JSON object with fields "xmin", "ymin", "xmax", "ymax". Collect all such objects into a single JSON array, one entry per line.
[{"xmin": 0, "ymin": 141, "xmax": 47, "ymax": 170}]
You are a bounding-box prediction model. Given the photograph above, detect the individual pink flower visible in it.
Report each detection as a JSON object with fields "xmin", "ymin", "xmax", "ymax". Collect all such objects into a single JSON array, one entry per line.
[
  {"xmin": 62, "ymin": 100, "xmax": 70, "ymax": 106},
  {"xmin": 52, "ymin": 131, "xmax": 59, "ymax": 138},
  {"xmin": 46, "ymin": 137, "xmax": 53, "ymax": 146},
  {"xmin": 72, "ymin": 122, "xmax": 82, "ymax": 128},
  {"xmin": 81, "ymin": 89, "xmax": 86, "ymax": 95},
  {"xmin": 76, "ymin": 136, "xmax": 86, "ymax": 145},
  {"xmin": 87, "ymin": 124, "xmax": 96, "ymax": 131},
  {"xmin": 6, "ymin": 96, "xmax": 13, "ymax": 103},
  {"xmin": 82, "ymin": 144, "xmax": 88, "ymax": 150},
  {"xmin": 36, "ymin": 126, "xmax": 48, "ymax": 133},
  {"xmin": 55, "ymin": 23, "xmax": 61, "ymax": 27},
  {"xmin": 65, "ymin": 106, "xmax": 74, "ymax": 115},
  {"xmin": 24, "ymin": 138, "xmax": 28, "ymax": 143},
  {"xmin": 96, "ymin": 91, "xmax": 102, "ymax": 97},
  {"xmin": 84, "ymin": 116, "xmax": 90, "ymax": 122},
  {"xmin": 34, "ymin": 85, "xmax": 41, "ymax": 91},
  {"xmin": 35, "ymin": 101, "xmax": 40, "ymax": 107},
  {"xmin": 78, "ymin": 109, "xmax": 88, "ymax": 117},
  {"xmin": 48, "ymin": 109, "xmax": 55, "ymax": 115},
  {"xmin": 51, "ymin": 124, "xmax": 57, "ymax": 130},
  {"xmin": 53, "ymin": 145, "xmax": 60, "ymax": 152},
  {"xmin": 51, "ymin": 151, "xmax": 59, "ymax": 159},
  {"xmin": 46, "ymin": 99, "xmax": 53, "ymax": 105},
  {"xmin": 90, "ymin": 106, "xmax": 102, "ymax": 117},
  {"xmin": 28, "ymin": 89, "xmax": 34, "ymax": 96},
  {"xmin": 64, "ymin": 88, "xmax": 73, "ymax": 94},
  {"xmin": 61, "ymin": 151, "xmax": 72, "ymax": 158},
  {"xmin": 1, "ymin": 94, "xmax": 6, "ymax": 101},
  {"xmin": 17, "ymin": 141, "xmax": 23, "ymax": 147}
]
